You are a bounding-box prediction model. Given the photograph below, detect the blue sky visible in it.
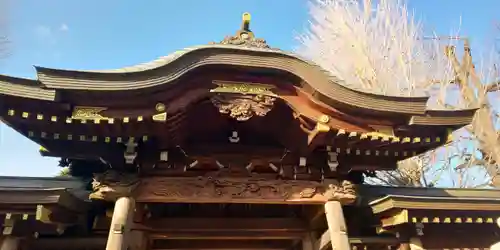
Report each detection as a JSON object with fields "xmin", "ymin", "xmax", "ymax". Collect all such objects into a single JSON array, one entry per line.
[{"xmin": 0, "ymin": 0, "xmax": 499, "ymax": 177}]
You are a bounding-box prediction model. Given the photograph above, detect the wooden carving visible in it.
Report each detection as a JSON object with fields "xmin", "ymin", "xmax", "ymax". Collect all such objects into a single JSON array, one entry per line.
[
  {"xmin": 71, "ymin": 106, "xmax": 110, "ymax": 121},
  {"xmin": 211, "ymin": 94, "xmax": 276, "ymax": 121},
  {"xmin": 323, "ymin": 180, "xmax": 356, "ymax": 204},
  {"xmin": 211, "ymin": 80, "xmax": 277, "ymax": 96},
  {"xmin": 217, "ymin": 35, "xmax": 271, "ymax": 49},
  {"xmin": 89, "ymin": 170, "xmax": 140, "ymax": 201},
  {"xmin": 134, "ymin": 177, "xmax": 357, "ymax": 204}
]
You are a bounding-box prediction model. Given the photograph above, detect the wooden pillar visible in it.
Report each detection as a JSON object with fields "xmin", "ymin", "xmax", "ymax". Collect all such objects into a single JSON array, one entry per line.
[
  {"xmin": 105, "ymin": 196, "xmax": 135, "ymax": 250},
  {"xmin": 0, "ymin": 237, "xmax": 19, "ymax": 250},
  {"xmin": 324, "ymin": 201, "xmax": 350, "ymax": 250}
]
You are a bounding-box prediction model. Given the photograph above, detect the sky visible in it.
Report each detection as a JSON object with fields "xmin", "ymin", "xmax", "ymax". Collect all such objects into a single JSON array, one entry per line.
[{"xmin": 0, "ymin": 0, "xmax": 499, "ymax": 177}]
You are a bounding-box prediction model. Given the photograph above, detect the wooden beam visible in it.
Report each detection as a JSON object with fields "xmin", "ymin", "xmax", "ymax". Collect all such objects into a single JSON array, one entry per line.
[
  {"xmin": 316, "ymin": 231, "xmax": 401, "ymax": 250},
  {"xmin": 150, "ymin": 239, "xmax": 293, "ymax": 250},
  {"xmin": 139, "ymin": 218, "xmax": 307, "ymax": 232},
  {"xmin": 29, "ymin": 237, "xmax": 106, "ymax": 249},
  {"xmin": 149, "ymin": 231, "xmax": 305, "ymax": 240},
  {"xmin": 134, "ymin": 177, "xmax": 356, "ymax": 205},
  {"xmin": 35, "ymin": 205, "xmax": 79, "ymax": 225}
]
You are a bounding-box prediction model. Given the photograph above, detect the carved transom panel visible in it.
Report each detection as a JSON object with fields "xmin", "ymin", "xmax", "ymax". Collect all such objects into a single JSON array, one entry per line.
[{"xmin": 135, "ymin": 177, "xmax": 357, "ymax": 204}]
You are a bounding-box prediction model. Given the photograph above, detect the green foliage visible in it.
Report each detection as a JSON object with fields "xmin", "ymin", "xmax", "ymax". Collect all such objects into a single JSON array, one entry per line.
[
  {"xmin": 58, "ymin": 158, "xmax": 109, "ymax": 178},
  {"xmin": 57, "ymin": 167, "xmax": 71, "ymax": 177}
]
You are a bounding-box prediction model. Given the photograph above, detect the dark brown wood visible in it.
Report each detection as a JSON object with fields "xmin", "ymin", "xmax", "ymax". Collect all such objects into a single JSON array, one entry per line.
[
  {"xmin": 1, "ymin": 62, "xmax": 467, "ymax": 172},
  {"xmin": 148, "ymin": 231, "xmax": 305, "ymax": 240},
  {"xmin": 139, "ymin": 218, "xmax": 308, "ymax": 232},
  {"xmin": 29, "ymin": 237, "xmax": 106, "ymax": 249},
  {"xmin": 134, "ymin": 177, "xmax": 356, "ymax": 204},
  {"xmin": 150, "ymin": 239, "xmax": 293, "ymax": 250},
  {"xmin": 303, "ymin": 205, "xmax": 325, "ymax": 230}
]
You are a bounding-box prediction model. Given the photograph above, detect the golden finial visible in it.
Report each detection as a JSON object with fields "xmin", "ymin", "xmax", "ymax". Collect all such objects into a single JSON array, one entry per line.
[{"xmin": 241, "ymin": 12, "xmax": 251, "ymax": 31}]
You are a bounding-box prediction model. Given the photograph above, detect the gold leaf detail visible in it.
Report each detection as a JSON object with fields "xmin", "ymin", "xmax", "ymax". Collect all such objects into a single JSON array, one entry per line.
[
  {"xmin": 152, "ymin": 112, "xmax": 167, "ymax": 122},
  {"xmin": 210, "ymin": 80, "xmax": 277, "ymax": 97},
  {"xmin": 72, "ymin": 106, "xmax": 109, "ymax": 121}
]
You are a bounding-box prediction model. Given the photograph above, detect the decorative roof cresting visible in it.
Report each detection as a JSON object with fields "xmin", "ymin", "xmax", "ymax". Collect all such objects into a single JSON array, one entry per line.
[{"xmin": 210, "ymin": 12, "xmax": 273, "ymax": 49}]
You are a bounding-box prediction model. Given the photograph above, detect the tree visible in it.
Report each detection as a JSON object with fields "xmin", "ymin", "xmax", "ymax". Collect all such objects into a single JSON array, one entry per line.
[
  {"xmin": 442, "ymin": 40, "xmax": 500, "ymax": 187},
  {"xmin": 58, "ymin": 158, "xmax": 110, "ymax": 179},
  {"xmin": 57, "ymin": 167, "xmax": 71, "ymax": 177},
  {"xmin": 296, "ymin": 0, "xmax": 499, "ymax": 188}
]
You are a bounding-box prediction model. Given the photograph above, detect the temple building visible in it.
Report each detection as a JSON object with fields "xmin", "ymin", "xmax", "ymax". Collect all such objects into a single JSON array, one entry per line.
[{"xmin": 0, "ymin": 13, "xmax": 499, "ymax": 250}]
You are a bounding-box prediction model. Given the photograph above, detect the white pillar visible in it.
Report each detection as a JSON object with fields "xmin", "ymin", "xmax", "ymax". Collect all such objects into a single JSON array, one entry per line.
[
  {"xmin": 0, "ymin": 237, "xmax": 19, "ymax": 250},
  {"xmin": 324, "ymin": 201, "xmax": 350, "ymax": 250},
  {"xmin": 491, "ymin": 242, "xmax": 500, "ymax": 250},
  {"xmin": 105, "ymin": 197, "xmax": 135, "ymax": 250}
]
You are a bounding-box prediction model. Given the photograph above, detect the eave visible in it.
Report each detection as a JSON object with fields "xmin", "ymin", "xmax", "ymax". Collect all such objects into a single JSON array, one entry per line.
[
  {"xmin": 359, "ymin": 185, "xmax": 500, "ymax": 229},
  {"xmin": 0, "ymin": 183, "xmax": 90, "ymax": 237},
  {"xmin": 369, "ymin": 194, "xmax": 500, "ymax": 214},
  {"xmin": 0, "ymin": 47, "xmax": 475, "ymax": 123},
  {"xmin": 409, "ymin": 109, "xmax": 476, "ymax": 126},
  {"xmin": 0, "ymin": 74, "xmax": 55, "ymax": 101},
  {"xmin": 0, "ymin": 187, "xmax": 89, "ymax": 213},
  {"xmin": 32, "ymin": 45, "xmax": 430, "ymax": 115}
]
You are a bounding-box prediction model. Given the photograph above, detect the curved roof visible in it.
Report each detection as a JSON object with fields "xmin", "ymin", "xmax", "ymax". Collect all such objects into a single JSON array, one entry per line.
[
  {"xmin": 35, "ymin": 44, "xmax": 431, "ymax": 114},
  {"xmin": 0, "ymin": 13, "xmax": 476, "ymax": 122}
]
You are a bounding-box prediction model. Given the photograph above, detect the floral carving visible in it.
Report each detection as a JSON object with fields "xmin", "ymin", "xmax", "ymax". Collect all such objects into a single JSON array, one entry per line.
[
  {"xmin": 211, "ymin": 94, "xmax": 276, "ymax": 121},
  {"xmin": 89, "ymin": 170, "xmax": 140, "ymax": 201}
]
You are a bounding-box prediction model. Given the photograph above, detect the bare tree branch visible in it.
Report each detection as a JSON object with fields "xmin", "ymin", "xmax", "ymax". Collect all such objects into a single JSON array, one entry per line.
[{"xmin": 297, "ymin": 0, "xmax": 497, "ymax": 188}]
